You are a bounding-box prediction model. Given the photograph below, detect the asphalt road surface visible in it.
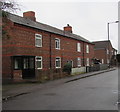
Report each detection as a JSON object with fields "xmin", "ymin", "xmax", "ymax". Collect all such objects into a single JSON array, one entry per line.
[{"xmin": 3, "ymin": 69, "xmax": 118, "ymax": 110}]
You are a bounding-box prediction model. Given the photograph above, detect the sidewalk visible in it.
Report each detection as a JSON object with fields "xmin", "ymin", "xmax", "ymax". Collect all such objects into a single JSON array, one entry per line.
[{"xmin": 2, "ymin": 67, "xmax": 116, "ymax": 101}]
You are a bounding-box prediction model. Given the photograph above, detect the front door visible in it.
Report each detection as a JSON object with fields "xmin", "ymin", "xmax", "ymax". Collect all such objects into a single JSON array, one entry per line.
[{"xmin": 22, "ymin": 57, "xmax": 35, "ymax": 79}]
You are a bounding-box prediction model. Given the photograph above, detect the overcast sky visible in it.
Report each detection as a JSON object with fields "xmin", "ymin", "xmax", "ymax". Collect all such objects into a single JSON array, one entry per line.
[{"xmin": 15, "ymin": 0, "xmax": 119, "ymax": 50}]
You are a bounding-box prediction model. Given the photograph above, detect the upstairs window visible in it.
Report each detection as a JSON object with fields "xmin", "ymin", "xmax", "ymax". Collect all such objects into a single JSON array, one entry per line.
[
  {"xmin": 77, "ymin": 43, "xmax": 81, "ymax": 52},
  {"xmin": 55, "ymin": 38, "xmax": 60, "ymax": 49},
  {"xmin": 86, "ymin": 45, "xmax": 89, "ymax": 53},
  {"xmin": 107, "ymin": 49, "xmax": 109, "ymax": 54},
  {"xmin": 35, "ymin": 34, "xmax": 42, "ymax": 47},
  {"xmin": 111, "ymin": 50, "xmax": 113, "ymax": 55}
]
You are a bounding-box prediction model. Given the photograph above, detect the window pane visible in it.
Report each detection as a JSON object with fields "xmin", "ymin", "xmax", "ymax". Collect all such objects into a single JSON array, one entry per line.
[
  {"xmin": 37, "ymin": 61, "xmax": 41, "ymax": 68},
  {"xmin": 77, "ymin": 43, "xmax": 81, "ymax": 52},
  {"xmin": 56, "ymin": 61, "xmax": 60, "ymax": 67},
  {"xmin": 86, "ymin": 58, "xmax": 89, "ymax": 66},
  {"xmin": 23, "ymin": 58, "xmax": 29, "ymax": 69},
  {"xmin": 55, "ymin": 39, "xmax": 60, "ymax": 49},
  {"xmin": 56, "ymin": 57, "xmax": 61, "ymax": 68},
  {"xmin": 36, "ymin": 38, "xmax": 42, "ymax": 46},
  {"xmin": 86, "ymin": 45, "xmax": 89, "ymax": 53},
  {"xmin": 56, "ymin": 40, "xmax": 58, "ymax": 48},
  {"xmin": 78, "ymin": 58, "xmax": 81, "ymax": 66},
  {"xmin": 14, "ymin": 58, "xmax": 18, "ymax": 69},
  {"xmin": 35, "ymin": 34, "xmax": 42, "ymax": 47},
  {"xmin": 36, "ymin": 56, "xmax": 42, "ymax": 69},
  {"xmin": 14, "ymin": 57, "xmax": 21, "ymax": 69},
  {"xmin": 29, "ymin": 58, "xmax": 34, "ymax": 69}
]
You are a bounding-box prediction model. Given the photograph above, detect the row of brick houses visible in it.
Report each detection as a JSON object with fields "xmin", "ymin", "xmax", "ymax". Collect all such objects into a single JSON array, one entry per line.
[
  {"xmin": 2, "ymin": 11, "xmax": 117, "ymax": 82},
  {"xmin": 2, "ymin": 11, "xmax": 95, "ymax": 81}
]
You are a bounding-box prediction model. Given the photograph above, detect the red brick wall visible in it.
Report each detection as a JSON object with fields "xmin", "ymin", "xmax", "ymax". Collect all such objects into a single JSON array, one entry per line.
[
  {"xmin": 94, "ymin": 45, "xmax": 113, "ymax": 64},
  {"xmin": 94, "ymin": 49, "xmax": 106, "ymax": 64}
]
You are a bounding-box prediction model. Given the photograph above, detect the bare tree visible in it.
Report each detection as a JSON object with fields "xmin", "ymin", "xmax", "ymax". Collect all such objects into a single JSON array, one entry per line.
[
  {"xmin": 0, "ymin": 0, "xmax": 20, "ymax": 38},
  {"xmin": 0, "ymin": 0, "xmax": 20, "ymax": 13}
]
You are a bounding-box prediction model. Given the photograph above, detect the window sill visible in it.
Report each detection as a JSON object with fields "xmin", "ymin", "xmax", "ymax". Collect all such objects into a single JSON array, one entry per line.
[
  {"xmin": 55, "ymin": 67, "xmax": 61, "ymax": 69},
  {"xmin": 55, "ymin": 48, "xmax": 60, "ymax": 50},
  {"xmin": 35, "ymin": 46, "xmax": 42, "ymax": 48}
]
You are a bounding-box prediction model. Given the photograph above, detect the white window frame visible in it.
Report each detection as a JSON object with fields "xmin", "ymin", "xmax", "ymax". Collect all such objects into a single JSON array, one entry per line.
[
  {"xmin": 107, "ymin": 59, "xmax": 109, "ymax": 64},
  {"xmin": 111, "ymin": 50, "xmax": 113, "ymax": 55},
  {"xmin": 77, "ymin": 57, "xmax": 81, "ymax": 67},
  {"xmin": 55, "ymin": 38, "xmax": 60, "ymax": 50},
  {"xmin": 102, "ymin": 59, "xmax": 104, "ymax": 64},
  {"xmin": 55, "ymin": 57, "xmax": 61, "ymax": 68},
  {"xmin": 86, "ymin": 44, "xmax": 89, "ymax": 53},
  {"xmin": 36, "ymin": 56, "xmax": 42, "ymax": 69},
  {"xmin": 86, "ymin": 58, "xmax": 89, "ymax": 66},
  {"xmin": 35, "ymin": 34, "xmax": 42, "ymax": 47},
  {"xmin": 77, "ymin": 43, "xmax": 81, "ymax": 52},
  {"xmin": 107, "ymin": 49, "xmax": 109, "ymax": 54}
]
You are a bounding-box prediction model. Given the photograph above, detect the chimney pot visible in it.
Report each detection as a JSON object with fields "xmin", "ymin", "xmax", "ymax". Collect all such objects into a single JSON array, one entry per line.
[
  {"xmin": 67, "ymin": 24, "xmax": 69, "ymax": 26},
  {"xmin": 64, "ymin": 24, "xmax": 72, "ymax": 33},
  {"xmin": 23, "ymin": 11, "xmax": 36, "ymax": 21}
]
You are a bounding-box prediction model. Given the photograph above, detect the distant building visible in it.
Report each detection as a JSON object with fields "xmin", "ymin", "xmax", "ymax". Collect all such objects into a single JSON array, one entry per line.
[
  {"xmin": 92, "ymin": 40, "xmax": 117, "ymax": 66},
  {"xmin": 2, "ymin": 11, "xmax": 94, "ymax": 82}
]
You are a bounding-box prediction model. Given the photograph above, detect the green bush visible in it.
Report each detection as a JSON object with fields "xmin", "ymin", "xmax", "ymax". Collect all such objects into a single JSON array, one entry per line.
[{"xmin": 63, "ymin": 63, "xmax": 72, "ymax": 75}]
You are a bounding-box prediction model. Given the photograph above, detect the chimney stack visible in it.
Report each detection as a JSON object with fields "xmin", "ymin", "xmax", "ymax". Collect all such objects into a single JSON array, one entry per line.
[
  {"xmin": 23, "ymin": 11, "xmax": 36, "ymax": 21},
  {"xmin": 64, "ymin": 24, "xmax": 72, "ymax": 33}
]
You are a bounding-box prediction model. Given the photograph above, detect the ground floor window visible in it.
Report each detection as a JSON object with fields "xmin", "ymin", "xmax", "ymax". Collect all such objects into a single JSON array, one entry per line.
[
  {"xmin": 86, "ymin": 58, "xmax": 89, "ymax": 66},
  {"xmin": 36, "ymin": 56, "xmax": 42, "ymax": 69},
  {"xmin": 14, "ymin": 57, "xmax": 22, "ymax": 69},
  {"xmin": 77, "ymin": 57, "xmax": 81, "ymax": 67},
  {"xmin": 107, "ymin": 59, "xmax": 109, "ymax": 64},
  {"xmin": 102, "ymin": 59, "xmax": 104, "ymax": 64},
  {"xmin": 55, "ymin": 57, "xmax": 61, "ymax": 68}
]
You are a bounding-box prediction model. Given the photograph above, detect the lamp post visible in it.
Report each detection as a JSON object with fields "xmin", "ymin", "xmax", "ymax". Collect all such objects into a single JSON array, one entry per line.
[{"xmin": 107, "ymin": 21, "xmax": 119, "ymax": 68}]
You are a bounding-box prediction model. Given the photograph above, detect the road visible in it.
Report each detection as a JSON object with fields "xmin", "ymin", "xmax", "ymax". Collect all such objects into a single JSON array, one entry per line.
[{"xmin": 3, "ymin": 69, "xmax": 118, "ymax": 110}]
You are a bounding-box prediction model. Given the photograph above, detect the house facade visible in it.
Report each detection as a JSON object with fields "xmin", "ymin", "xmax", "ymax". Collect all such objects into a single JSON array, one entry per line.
[
  {"xmin": 2, "ymin": 11, "xmax": 94, "ymax": 82},
  {"xmin": 92, "ymin": 40, "xmax": 117, "ymax": 66}
]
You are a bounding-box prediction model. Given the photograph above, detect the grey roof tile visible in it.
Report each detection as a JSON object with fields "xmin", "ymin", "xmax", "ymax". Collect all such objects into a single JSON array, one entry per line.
[{"xmin": 92, "ymin": 40, "xmax": 112, "ymax": 49}]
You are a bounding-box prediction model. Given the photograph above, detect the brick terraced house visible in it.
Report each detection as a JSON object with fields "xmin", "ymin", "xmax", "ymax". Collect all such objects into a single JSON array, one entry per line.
[
  {"xmin": 92, "ymin": 40, "xmax": 117, "ymax": 66},
  {"xmin": 2, "ymin": 11, "xmax": 94, "ymax": 82}
]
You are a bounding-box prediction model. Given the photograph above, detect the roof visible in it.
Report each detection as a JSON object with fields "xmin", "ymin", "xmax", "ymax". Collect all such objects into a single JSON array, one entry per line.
[
  {"xmin": 92, "ymin": 40, "xmax": 112, "ymax": 49},
  {"xmin": 7, "ymin": 13, "xmax": 93, "ymax": 44},
  {"xmin": 112, "ymin": 47, "xmax": 117, "ymax": 51}
]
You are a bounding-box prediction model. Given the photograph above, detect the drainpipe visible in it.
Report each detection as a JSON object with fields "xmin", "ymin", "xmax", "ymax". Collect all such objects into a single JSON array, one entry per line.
[
  {"xmin": 83, "ymin": 42, "xmax": 85, "ymax": 66},
  {"xmin": 49, "ymin": 34, "xmax": 52, "ymax": 69}
]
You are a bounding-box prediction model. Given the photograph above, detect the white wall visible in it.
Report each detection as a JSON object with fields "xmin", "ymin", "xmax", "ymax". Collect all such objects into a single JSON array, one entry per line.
[{"xmin": 71, "ymin": 67, "xmax": 86, "ymax": 75}]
